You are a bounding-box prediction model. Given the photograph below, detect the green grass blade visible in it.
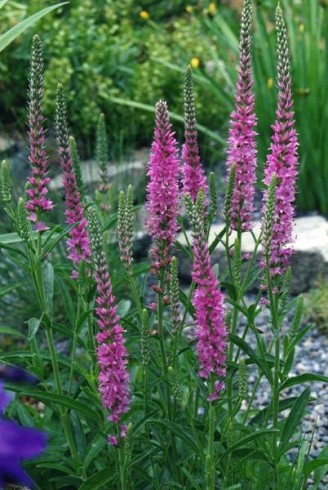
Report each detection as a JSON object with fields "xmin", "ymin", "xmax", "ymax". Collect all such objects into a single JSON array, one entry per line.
[{"xmin": 0, "ymin": 2, "xmax": 67, "ymax": 52}]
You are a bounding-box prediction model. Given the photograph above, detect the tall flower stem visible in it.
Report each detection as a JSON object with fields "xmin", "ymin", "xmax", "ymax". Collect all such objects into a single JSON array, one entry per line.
[
  {"xmin": 33, "ymin": 266, "xmax": 81, "ymax": 469},
  {"xmin": 206, "ymin": 379, "xmax": 215, "ymax": 490},
  {"xmin": 267, "ymin": 267, "xmax": 281, "ymax": 484},
  {"xmin": 226, "ymin": 229, "xmax": 242, "ymax": 419},
  {"xmin": 118, "ymin": 447, "xmax": 127, "ymax": 490}
]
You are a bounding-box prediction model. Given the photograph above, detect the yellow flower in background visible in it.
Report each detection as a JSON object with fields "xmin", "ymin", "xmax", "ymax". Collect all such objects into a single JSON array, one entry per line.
[
  {"xmin": 190, "ymin": 57, "xmax": 200, "ymax": 69},
  {"xmin": 139, "ymin": 10, "xmax": 150, "ymax": 20},
  {"xmin": 209, "ymin": 2, "xmax": 216, "ymax": 14},
  {"xmin": 299, "ymin": 23, "xmax": 304, "ymax": 33},
  {"xmin": 267, "ymin": 77, "xmax": 273, "ymax": 89},
  {"xmin": 186, "ymin": 5, "xmax": 193, "ymax": 13}
]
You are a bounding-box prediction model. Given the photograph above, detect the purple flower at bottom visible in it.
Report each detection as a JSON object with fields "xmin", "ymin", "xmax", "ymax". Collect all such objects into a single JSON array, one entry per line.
[{"xmin": 0, "ymin": 384, "xmax": 47, "ymax": 488}]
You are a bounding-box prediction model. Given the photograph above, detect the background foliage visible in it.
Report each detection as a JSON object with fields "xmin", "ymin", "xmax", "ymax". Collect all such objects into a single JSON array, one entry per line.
[{"xmin": 0, "ymin": 0, "xmax": 328, "ymax": 211}]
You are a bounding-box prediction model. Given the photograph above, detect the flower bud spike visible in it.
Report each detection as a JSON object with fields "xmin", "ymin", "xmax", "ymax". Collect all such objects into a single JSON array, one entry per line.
[
  {"xmin": 233, "ymin": 237, "xmax": 242, "ymax": 290},
  {"xmin": 1, "ymin": 160, "xmax": 12, "ymax": 204},
  {"xmin": 208, "ymin": 172, "xmax": 218, "ymax": 221},
  {"xmin": 96, "ymin": 113, "xmax": 110, "ymax": 192},
  {"xmin": 118, "ymin": 187, "xmax": 134, "ymax": 269},
  {"xmin": 16, "ymin": 198, "xmax": 30, "ymax": 241},
  {"xmin": 169, "ymin": 257, "xmax": 181, "ymax": 333},
  {"xmin": 238, "ymin": 358, "xmax": 248, "ymax": 400},
  {"xmin": 224, "ymin": 163, "xmax": 236, "ymax": 228},
  {"xmin": 69, "ymin": 136, "xmax": 85, "ymax": 199},
  {"xmin": 263, "ymin": 173, "xmax": 277, "ymax": 258},
  {"xmin": 168, "ymin": 366, "xmax": 183, "ymax": 403}
]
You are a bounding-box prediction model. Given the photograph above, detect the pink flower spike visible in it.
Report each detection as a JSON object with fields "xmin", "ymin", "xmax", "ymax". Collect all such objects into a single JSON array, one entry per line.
[
  {"xmin": 186, "ymin": 194, "xmax": 227, "ymax": 400},
  {"xmin": 55, "ymin": 84, "xmax": 91, "ymax": 273},
  {"xmin": 146, "ymin": 101, "xmax": 180, "ymax": 276},
  {"xmin": 226, "ymin": 0, "xmax": 257, "ymax": 232},
  {"xmin": 261, "ymin": 6, "xmax": 299, "ymax": 277},
  {"xmin": 182, "ymin": 67, "xmax": 208, "ymax": 202},
  {"xmin": 88, "ymin": 210, "xmax": 130, "ymax": 437},
  {"xmin": 26, "ymin": 35, "xmax": 53, "ymax": 230}
]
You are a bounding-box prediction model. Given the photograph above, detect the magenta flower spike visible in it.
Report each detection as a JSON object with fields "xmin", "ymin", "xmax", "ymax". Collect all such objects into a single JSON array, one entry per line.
[
  {"xmin": 187, "ymin": 194, "xmax": 227, "ymax": 401},
  {"xmin": 226, "ymin": 0, "xmax": 257, "ymax": 232},
  {"xmin": 261, "ymin": 6, "xmax": 299, "ymax": 277},
  {"xmin": 88, "ymin": 210, "xmax": 130, "ymax": 443},
  {"xmin": 55, "ymin": 85, "xmax": 91, "ymax": 269},
  {"xmin": 26, "ymin": 35, "xmax": 53, "ymax": 231},
  {"xmin": 182, "ymin": 67, "xmax": 208, "ymax": 202},
  {"xmin": 146, "ymin": 101, "xmax": 180, "ymax": 275}
]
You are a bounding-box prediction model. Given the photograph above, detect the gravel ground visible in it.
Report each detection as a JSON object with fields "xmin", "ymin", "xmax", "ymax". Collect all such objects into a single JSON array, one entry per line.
[{"xmin": 236, "ymin": 297, "xmax": 328, "ymax": 489}]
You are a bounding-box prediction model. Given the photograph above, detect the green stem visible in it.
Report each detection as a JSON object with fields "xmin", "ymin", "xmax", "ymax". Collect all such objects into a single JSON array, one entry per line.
[
  {"xmin": 206, "ymin": 380, "xmax": 216, "ymax": 490},
  {"xmin": 118, "ymin": 446, "xmax": 127, "ymax": 490},
  {"xmin": 266, "ymin": 255, "xmax": 281, "ymax": 484},
  {"xmin": 26, "ymin": 229, "xmax": 81, "ymax": 471},
  {"xmin": 143, "ymin": 365, "xmax": 148, "ymax": 417},
  {"xmin": 45, "ymin": 327, "xmax": 62, "ymax": 394},
  {"xmin": 61, "ymin": 412, "xmax": 81, "ymax": 468},
  {"xmin": 128, "ymin": 271, "xmax": 143, "ymax": 322}
]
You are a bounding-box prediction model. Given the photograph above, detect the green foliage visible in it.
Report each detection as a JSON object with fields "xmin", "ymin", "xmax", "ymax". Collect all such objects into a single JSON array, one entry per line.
[
  {"xmin": 304, "ymin": 281, "xmax": 328, "ymax": 332},
  {"xmin": 0, "ymin": 0, "xmax": 229, "ymax": 160}
]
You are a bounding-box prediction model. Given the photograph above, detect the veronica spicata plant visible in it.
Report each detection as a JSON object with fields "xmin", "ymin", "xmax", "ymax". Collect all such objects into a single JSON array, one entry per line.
[{"xmin": 0, "ymin": 2, "xmax": 327, "ymax": 489}]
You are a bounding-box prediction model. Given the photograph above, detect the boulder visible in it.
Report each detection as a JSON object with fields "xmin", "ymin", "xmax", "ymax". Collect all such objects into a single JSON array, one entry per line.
[{"xmin": 176, "ymin": 216, "xmax": 328, "ymax": 295}]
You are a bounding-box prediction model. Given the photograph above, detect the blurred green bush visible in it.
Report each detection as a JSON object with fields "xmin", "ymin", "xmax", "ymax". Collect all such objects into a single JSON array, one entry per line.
[{"xmin": 0, "ymin": 0, "xmax": 229, "ymax": 161}]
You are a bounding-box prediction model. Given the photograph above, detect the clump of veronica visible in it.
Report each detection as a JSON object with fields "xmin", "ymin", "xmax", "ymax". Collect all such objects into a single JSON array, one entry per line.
[
  {"xmin": 146, "ymin": 101, "xmax": 179, "ymax": 276},
  {"xmin": 225, "ymin": 0, "xmax": 257, "ymax": 232},
  {"xmin": 88, "ymin": 209, "xmax": 130, "ymax": 445},
  {"xmin": 186, "ymin": 192, "xmax": 227, "ymax": 401},
  {"xmin": 25, "ymin": 35, "xmax": 53, "ymax": 231},
  {"xmin": 261, "ymin": 6, "xmax": 299, "ymax": 277},
  {"xmin": 0, "ymin": 381, "xmax": 46, "ymax": 488},
  {"xmin": 55, "ymin": 84, "xmax": 91, "ymax": 270},
  {"xmin": 182, "ymin": 67, "xmax": 208, "ymax": 202}
]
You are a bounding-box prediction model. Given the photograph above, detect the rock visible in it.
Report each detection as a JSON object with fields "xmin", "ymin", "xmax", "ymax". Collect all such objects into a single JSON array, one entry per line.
[
  {"xmin": 50, "ymin": 149, "xmax": 148, "ymax": 190},
  {"xmin": 0, "ymin": 134, "xmax": 17, "ymax": 155},
  {"xmin": 176, "ymin": 216, "xmax": 328, "ymax": 294}
]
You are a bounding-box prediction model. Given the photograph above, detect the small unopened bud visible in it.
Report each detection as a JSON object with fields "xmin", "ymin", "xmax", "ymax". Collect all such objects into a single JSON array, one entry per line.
[
  {"xmin": 208, "ymin": 172, "xmax": 218, "ymax": 219},
  {"xmin": 69, "ymin": 136, "xmax": 85, "ymax": 199},
  {"xmin": 168, "ymin": 366, "xmax": 183, "ymax": 402},
  {"xmin": 96, "ymin": 113, "xmax": 109, "ymax": 191},
  {"xmin": 263, "ymin": 173, "xmax": 277, "ymax": 255},
  {"xmin": 118, "ymin": 187, "xmax": 134, "ymax": 268},
  {"xmin": 1, "ymin": 160, "xmax": 12, "ymax": 204},
  {"xmin": 169, "ymin": 257, "xmax": 181, "ymax": 333},
  {"xmin": 224, "ymin": 163, "xmax": 236, "ymax": 227},
  {"xmin": 17, "ymin": 198, "xmax": 30, "ymax": 241},
  {"xmin": 233, "ymin": 237, "xmax": 242, "ymax": 289},
  {"xmin": 238, "ymin": 358, "xmax": 248, "ymax": 400},
  {"xmin": 87, "ymin": 208, "xmax": 104, "ymax": 269}
]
